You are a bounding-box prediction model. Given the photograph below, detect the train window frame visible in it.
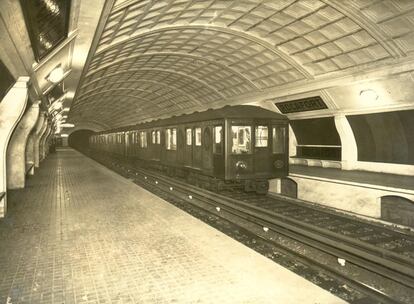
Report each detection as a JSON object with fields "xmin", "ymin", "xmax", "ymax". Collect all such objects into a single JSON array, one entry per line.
[
  {"xmin": 255, "ymin": 125, "xmax": 269, "ymax": 147},
  {"xmin": 272, "ymin": 126, "xmax": 286, "ymax": 154},
  {"xmin": 156, "ymin": 130, "xmax": 161, "ymax": 144},
  {"xmin": 140, "ymin": 131, "xmax": 148, "ymax": 148},
  {"xmin": 166, "ymin": 128, "xmax": 177, "ymax": 150},
  {"xmin": 231, "ymin": 125, "xmax": 252, "ymax": 154},
  {"xmin": 195, "ymin": 127, "xmax": 202, "ymax": 146},
  {"xmin": 186, "ymin": 128, "xmax": 192, "ymax": 146},
  {"xmin": 213, "ymin": 125, "xmax": 223, "ymax": 154},
  {"xmin": 151, "ymin": 130, "xmax": 156, "ymax": 144}
]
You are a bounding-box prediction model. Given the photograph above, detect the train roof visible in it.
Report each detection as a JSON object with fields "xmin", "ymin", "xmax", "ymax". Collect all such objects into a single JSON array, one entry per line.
[{"xmin": 100, "ymin": 105, "xmax": 287, "ymax": 134}]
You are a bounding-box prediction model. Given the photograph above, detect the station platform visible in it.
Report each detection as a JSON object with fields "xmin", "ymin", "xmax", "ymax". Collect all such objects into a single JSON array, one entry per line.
[
  {"xmin": 290, "ymin": 165, "xmax": 414, "ymax": 191},
  {"xmin": 287, "ymin": 164, "xmax": 414, "ymax": 222},
  {"xmin": 0, "ymin": 148, "xmax": 346, "ymax": 304}
]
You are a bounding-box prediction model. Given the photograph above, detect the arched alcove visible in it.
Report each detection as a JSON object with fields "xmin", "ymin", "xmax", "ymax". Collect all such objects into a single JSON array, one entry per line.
[
  {"xmin": 281, "ymin": 178, "xmax": 298, "ymax": 198},
  {"xmin": 381, "ymin": 195, "xmax": 414, "ymax": 227}
]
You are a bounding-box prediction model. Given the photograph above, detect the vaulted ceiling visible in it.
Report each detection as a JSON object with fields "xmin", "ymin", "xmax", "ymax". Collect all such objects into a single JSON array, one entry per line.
[{"xmin": 68, "ymin": 0, "xmax": 414, "ymax": 129}]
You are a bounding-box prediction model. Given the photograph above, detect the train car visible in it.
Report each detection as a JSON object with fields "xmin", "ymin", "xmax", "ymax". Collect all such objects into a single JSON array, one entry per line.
[{"xmin": 89, "ymin": 105, "xmax": 289, "ymax": 194}]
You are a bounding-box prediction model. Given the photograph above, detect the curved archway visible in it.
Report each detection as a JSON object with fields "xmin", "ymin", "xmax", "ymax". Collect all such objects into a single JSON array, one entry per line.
[{"xmin": 68, "ymin": 129, "xmax": 96, "ymax": 153}]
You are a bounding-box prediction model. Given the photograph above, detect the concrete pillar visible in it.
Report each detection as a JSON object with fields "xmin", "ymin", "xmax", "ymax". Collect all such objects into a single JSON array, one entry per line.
[
  {"xmin": 34, "ymin": 116, "xmax": 48, "ymax": 167},
  {"xmin": 45, "ymin": 127, "xmax": 55, "ymax": 156},
  {"xmin": 334, "ymin": 114, "xmax": 358, "ymax": 170},
  {"xmin": 26, "ymin": 112, "xmax": 45, "ymax": 174},
  {"xmin": 0, "ymin": 77, "xmax": 30, "ymax": 217},
  {"xmin": 6, "ymin": 102, "xmax": 40, "ymax": 189},
  {"xmin": 40, "ymin": 123, "xmax": 51, "ymax": 161}
]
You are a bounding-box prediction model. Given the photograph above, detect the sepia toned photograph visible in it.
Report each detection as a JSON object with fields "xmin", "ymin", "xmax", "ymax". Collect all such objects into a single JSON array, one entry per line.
[{"xmin": 0, "ymin": 0, "xmax": 413, "ymax": 303}]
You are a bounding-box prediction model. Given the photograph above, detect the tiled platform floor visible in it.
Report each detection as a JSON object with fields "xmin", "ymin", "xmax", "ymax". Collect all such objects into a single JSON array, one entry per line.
[{"xmin": 0, "ymin": 149, "xmax": 346, "ymax": 304}]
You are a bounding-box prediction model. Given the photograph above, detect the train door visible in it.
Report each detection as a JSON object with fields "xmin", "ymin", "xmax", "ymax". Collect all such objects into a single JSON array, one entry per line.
[
  {"xmin": 192, "ymin": 126, "xmax": 202, "ymax": 169},
  {"xmin": 184, "ymin": 126, "xmax": 192, "ymax": 167},
  {"xmin": 122, "ymin": 132, "xmax": 127, "ymax": 156},
  {"xmin": 176, "ymin": 127, "xmax": 185, "ymax": 166},
  {"xmin": 125, "ymin": 132, "xmax": 130, "ymax": 157},
  {"xmin": 270, "ymin": 123, "xmax": 289, "ymax": 177},
  {"xmin": 151, "ymin": 129, "xmax": 161, "ymax": 160},
  {"xmin": 202, "ymin": 125, "xmax": 213, "ymax": 172},
  {"xmin": 226, "ymin": 121, "xmax": 254, "ymax": 179},
  {"xmin": 253, "ymin": 123, "xmax": 272, "ymax": 176},
  {"xmin": 212, "ymin": 124, "xmax": 225, "ymax": 178},
  {"xmin": 131, "ymin": 131, "xmax": 137, "ymax": 157}
]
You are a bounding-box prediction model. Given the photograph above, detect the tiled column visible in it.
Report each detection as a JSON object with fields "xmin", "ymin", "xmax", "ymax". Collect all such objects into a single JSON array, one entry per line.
[
  {"xmin": 6, "ymin": 101, "xmax": 40, "ymax": 189},
  {"xmin": 26, "ymin": 112, "xmax": 45, "ymax": 174},
  {"xmin": 44, "ymin": 126, "xmax": 55, "ymax": 157},
  {"xmin": 0, "ymin": 77, "xmax": 29, "ymax": 217},
  {"xmin": 40, "ymin": 124, "xmax": 51, "ymax": 161},
  {"xmin": 334, "ymin": 114, "xmax": 358, "ymax": 170},
  {"xmin": 34, "ymin": 116, "xmax": 48, "ymax": 168}
]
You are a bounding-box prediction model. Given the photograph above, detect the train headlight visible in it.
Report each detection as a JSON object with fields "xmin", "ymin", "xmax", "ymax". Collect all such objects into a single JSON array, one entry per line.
[
  {"xmin": 274, "ymin": 160, "xmax": 284, "ymax": 169},
  {"xmin": 236, "ymin": 160, "xmax": 247, "ymax": 171}
]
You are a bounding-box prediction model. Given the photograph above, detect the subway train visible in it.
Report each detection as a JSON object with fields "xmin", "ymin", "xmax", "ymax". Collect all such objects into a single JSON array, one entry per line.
[{"xmin": 89, "ymin": 105, "xmax": 289, "ymax": 194}]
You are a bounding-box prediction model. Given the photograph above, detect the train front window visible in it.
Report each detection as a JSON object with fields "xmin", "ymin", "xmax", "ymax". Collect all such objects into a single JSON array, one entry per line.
[
  {"xmin": 213, "ymin": 126, "xmax": 223, "ymax": 154},
  {"xmin": 186, "ymin": 128, "xmax": 192, "ymax": 145},
  {"xmin": 272, "ymin": 126, "xmax": 286, "ymax": 154},
  {"xmin": 255, "ymin": 126, "xmax": 268, "ymax": 147},
  {"xmin": 166, "ymin": 128, "xmax": 177, "ymax": 150},
  {"xmin": 231, "ymin": 126, "xmax": 251, "ymax": 154},
  {"xmin": 195, "ymin": 127, "xmax": 202, "ymax": 146}
]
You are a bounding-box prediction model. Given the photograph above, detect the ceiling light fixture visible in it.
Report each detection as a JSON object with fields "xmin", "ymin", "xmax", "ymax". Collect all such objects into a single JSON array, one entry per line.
[
  {"xmin": 359, "ymin": 89, "xmax": 378, "ymax": 102},
  {"xmin": 48, "ymin": 66, "xmax": 65, "ymax": 83},
  {"xmin": 60, "ymin": 123, "xmax": 75, "ymax": 128}
]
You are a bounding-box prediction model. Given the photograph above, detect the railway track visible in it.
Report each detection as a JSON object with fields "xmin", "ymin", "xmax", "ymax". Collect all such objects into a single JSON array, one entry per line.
[{"xmin": 91, "ymin": 153, "xmax": 414, "ymax": 303}]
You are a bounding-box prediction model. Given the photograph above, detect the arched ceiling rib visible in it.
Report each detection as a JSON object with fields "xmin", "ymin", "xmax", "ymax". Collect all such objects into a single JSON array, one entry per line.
[
  {"xmin": 86, "ymin": 52, "xmax": 260, "ymax": 90},
  {"xmin": 80, "ymin": 69, "xmax": 223, "ymax": 104},
  {"xmin": 70, "ymin": 0, "xmax": 414, "ymax": 128},
  {"xmin": 78, "ymin": 79, "xmax": 202, "ymax": 106}
]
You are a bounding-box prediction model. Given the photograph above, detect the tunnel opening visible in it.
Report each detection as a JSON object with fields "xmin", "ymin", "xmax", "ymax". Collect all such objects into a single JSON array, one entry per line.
[
  {"xmin": 381, "ymin": 195, "xmax": 414, "ymax": 228},
  {"xmin": 68, "ymin": 129, "xmax": 95, "ymax": 153}
]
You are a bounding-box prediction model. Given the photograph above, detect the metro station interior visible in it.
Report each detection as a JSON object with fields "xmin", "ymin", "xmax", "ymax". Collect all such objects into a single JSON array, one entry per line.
[{"xmin": 1, "ymin": 0, "xmax": 414, "ymax": 303}]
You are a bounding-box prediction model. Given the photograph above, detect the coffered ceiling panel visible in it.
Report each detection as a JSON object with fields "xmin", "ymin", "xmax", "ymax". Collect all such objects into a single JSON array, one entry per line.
[{"xmin": 70, "ymin": 0, "xmax": 414, "ymax": 129}]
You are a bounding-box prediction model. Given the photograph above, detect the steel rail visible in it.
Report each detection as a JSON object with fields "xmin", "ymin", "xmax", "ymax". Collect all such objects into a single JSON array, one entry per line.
[
  {"xmin": 129, "ymin": 165, "xmax": 414, "ymax": 289},
  {"xmin": 120, "ymin": 166, "xmax": 408, "ymax": 304},
  {"xmin": 92, "ymin": 155, "xmax": 413, "ymax": 303}
]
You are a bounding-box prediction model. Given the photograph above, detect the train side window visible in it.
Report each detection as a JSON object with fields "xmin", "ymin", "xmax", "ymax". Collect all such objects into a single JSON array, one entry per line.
[
  {"xmin": 140, "ymin": 131, "xmax": 147, "ymax": 148},
  {"xmin": 272, "ymin": 126, "xmax": 286, "ymax": 154},
  {"xmin": 213, "ymin": 126, "xmax": 223, "ymax": 154},
  {"xmin": 255, "ymin": 126, "xmax": 268, "ymax": 147},
  {"xmin": 231, "ymin": 126, "xmax": 251, "ymax": 154},
  {"xmin": 166, "ymin": 128, "xmax": 177, "ymax": 150},
  {"xmin": 156, "ymin": 130, "xmax": 161, "ymax": 144},
  {"xmin": 186, "ymin": 128, "xmax": 192, "ymax": 145},
  {"xmin": 195, "ymin": 127, "xmax": 202, "ymax": 146},
  {"xmin": 152, "ymin": 130, "xmax": 156, "ymax": 144}
]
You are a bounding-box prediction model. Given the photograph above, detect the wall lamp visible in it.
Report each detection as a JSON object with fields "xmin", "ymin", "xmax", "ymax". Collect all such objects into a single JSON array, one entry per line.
[
  {"xmin": 359, "ymin": 89, "xmax": 378, "ymax": 102},
  {"xmin": 47, "ymin": 66, "xmax": 65, "ymax": 83}
]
